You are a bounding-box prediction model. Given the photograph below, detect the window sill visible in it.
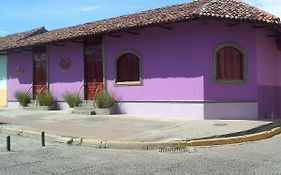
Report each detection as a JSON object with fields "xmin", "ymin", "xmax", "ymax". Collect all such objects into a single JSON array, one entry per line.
[
  {"xmin": 114, "ymin": 81, "xmax": 143, "ymax": 86},
  {"xmin": 214, "ymin": 79, "xmax": 247, "ymax": 84}
]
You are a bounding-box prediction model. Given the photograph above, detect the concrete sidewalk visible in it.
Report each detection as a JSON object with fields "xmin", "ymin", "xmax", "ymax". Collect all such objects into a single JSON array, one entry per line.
[{"xmin": 0, "ymin": 109, "xmax": 272, "ymax": 142}]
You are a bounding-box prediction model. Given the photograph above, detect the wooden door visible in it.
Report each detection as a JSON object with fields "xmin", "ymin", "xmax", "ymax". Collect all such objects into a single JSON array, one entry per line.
[
  {"xmin": 33, "ymin": 48, "xmax": 47, "ymax": 99},
  {"xmin": 84, "ymin": 38, "xmax": 103, "ymax": 100}
]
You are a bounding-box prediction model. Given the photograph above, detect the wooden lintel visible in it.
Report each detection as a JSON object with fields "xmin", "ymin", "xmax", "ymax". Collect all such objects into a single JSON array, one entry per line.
[
  {"xmin": 126, "ymin": 31, "xmax": 140, "ymax": 35},
  {"xmin": 106, "ymin": 33, "xmax": 121, "ymax": 38},
  {"xmin": 228, "ymin": 21, "xmax": 240, "ymax": 27},
  {"xmin": 158, "ymin": 25, "xmax": 172, "ymax": 30},
  {"xmin": 252, "ymin": 25, "xmax": 266, "ymax": 29},
  {"xmin": 52, "ymin": 43, "xmax": 65, "ymax": 47}
]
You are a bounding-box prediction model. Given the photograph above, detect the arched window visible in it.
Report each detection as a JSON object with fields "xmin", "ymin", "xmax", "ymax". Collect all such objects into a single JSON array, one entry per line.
[
  {"xmin": 116, "ymin": 51, "xmax": 141, "ymax": 84},
  {"xmin": 214, "ymin": 43, "xmax": 247, "ymax": 82}
]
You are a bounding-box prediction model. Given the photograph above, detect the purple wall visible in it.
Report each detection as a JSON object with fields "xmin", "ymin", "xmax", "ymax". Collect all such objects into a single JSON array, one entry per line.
[
  {"xmin": 6, "ymin": 19, "xmax": 281, "ymax": 120},
  {"xmin": 105, "ymin": 20, "xmax": 257, "ymax": 102},
  {"xmin": 256, "ymin": 29, "xmax": 281, "ymax": 119},
  {"xmin": 7, "ymin": 52, "xmax": 33, "ymax": 101},
  {"xmin": 7, "ymin": 42, "xmax": 84, "ymax": 102},
  {"xmin": 201, "ymin": 22, "xmax": 257, "ymax": 101},
  {"xmin": 48, "ymin": 42, "xmax": 84, "ymax": 101}
]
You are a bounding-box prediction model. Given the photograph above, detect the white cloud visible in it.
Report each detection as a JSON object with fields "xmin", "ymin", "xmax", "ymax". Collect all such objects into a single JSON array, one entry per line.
[
  {"xmin": 79, "ymin": 5, "xmax": 102, "ymax": 12},
  {"xmin": 242, "ymin": 0, "xmax": 281, "ymax": 18},
  {"xmin": 0, "ymin": 30, "xmax": 9, "ymax": 36}
]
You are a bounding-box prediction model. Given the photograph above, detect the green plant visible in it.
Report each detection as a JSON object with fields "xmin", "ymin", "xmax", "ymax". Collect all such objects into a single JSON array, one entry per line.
[
  {"xmin": 36, "ymin": 91, "xmax": 54, "ymax": 106},
  {"xmin": 14, "ymin": 91, "xmax": 31, "ymax": 107},
  {"xmin": 95, "ymin": 90, "xmax": 115, "ymax": 108},
  {"xmin": 63, "ymin": 92, "xmax": 81, "ymax": 108}
]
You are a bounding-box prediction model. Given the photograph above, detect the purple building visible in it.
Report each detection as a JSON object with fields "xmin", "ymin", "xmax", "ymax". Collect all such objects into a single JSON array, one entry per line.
[{"xmin": 0, "ymin": 0, "xmax": 281, "ymax": 119}]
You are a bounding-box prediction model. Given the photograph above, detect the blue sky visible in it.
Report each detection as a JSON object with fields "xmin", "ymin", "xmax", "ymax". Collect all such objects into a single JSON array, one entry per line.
[{"xmin": 0, "ymin": 0, "xmax": 280, "ymax": 36}]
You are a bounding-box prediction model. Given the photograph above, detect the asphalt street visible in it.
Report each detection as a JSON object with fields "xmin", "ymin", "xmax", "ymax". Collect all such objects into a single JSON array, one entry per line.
[{"xmin": 0, "ymin": 134, "xmax": 281, "ymax": 175}]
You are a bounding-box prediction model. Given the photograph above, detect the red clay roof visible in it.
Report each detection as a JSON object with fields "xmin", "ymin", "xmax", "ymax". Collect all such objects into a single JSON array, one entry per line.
[
  {"xmin": 0, "ymin": 27, "xmax": 47, "ymax": 51},
  {"xmin": 1, "ymin": 0, "xmax": 280, "ymax": 51}
]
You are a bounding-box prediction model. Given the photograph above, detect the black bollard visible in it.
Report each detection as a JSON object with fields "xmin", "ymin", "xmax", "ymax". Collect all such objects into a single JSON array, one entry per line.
[
  {"xmin": 41, "ymin": 132, "xmax": 45, "ymax": 146},
  {"xmin": 7, "ymin": 136, "xmax": 11, "ymax": 151}
]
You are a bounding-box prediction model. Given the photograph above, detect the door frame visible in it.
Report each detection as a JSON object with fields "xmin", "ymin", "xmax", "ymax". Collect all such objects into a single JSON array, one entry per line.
[
  {"xmin": 32, "ymin": 46, "xmax": 49, "ymax": 99},
  {"xmin": 83, "ymin": 36, "xmax": 104, "ymax": 100}
]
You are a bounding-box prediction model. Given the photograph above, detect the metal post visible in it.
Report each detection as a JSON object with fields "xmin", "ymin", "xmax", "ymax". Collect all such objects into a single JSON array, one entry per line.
[
  {"xmin": 41, "ymin": 132, "xmax": 45, "ymax": 146},
  {"xmin": 7, "ymin": 136, "xmax": 11, "ymax": 151}
]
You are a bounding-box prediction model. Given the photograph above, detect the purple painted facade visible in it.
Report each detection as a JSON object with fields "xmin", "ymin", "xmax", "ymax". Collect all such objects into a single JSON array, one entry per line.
[
  {"xmin": 48, "ymin": 42, "xmax": 84, "ymax": 101},
  {"xmin": 7, "ymin": 42, "xmax": 84, "ymax": 101},
  {"xmin": 6, "ymin": 19, "xmax": 281, "ymax": 119},
  {"xmin": 105, "ymin": 20, "xmax": 257, "ymax": 101},
  {"xmin": 256, "ymin": 29, "xmax": 281, "ymax": 119},
  {"xmin": 8, "ymin": 52, "xmax": 33, "ymax": 101}
]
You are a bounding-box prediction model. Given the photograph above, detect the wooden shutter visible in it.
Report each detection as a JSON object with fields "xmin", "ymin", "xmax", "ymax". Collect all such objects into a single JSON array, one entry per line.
[
  {"xmin": 216, "ymin": 47, "xmax": 243, "ymax": 81},
  {"xmin": 117, "ymin": 53, "xmax": 140, "ymax": 82}
]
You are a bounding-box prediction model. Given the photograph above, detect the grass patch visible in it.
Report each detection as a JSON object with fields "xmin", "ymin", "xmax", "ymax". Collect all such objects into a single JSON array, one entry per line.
[
  {"xmin": 14, "ymin": 91, "xmax": 31, "ymax": 107},
  {"xmin": 95, "ymin": 90, "xmax": 115, "ymax": 108},
  {"xmin": 63, "ymin": 92, "xmax": 81, "ymax": 108},
  {"xmin": 36, "ymin": 91, "xmax": 54, "ymax": 106}
]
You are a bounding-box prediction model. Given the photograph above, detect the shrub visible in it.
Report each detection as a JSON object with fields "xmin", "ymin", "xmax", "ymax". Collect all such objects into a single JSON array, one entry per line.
[
  {"xmin": 14, "ymin": 91, "xmax": 31, "ymax": 107},
  {"xmin": 63, "ymin": 92, "xmax": 81, "ymax": 108},
  {"xmin": 95, "ymin": 90, "xmax": 115, "ymax": 108},
  {"xmin": 36, "ymin": 91, "xmax": 54, "ymax": 106}
]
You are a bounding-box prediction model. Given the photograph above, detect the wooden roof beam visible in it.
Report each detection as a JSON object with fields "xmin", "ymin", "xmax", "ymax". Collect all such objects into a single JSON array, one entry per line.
[
  {"xmin": 10, "ymin": 50, "xmax": 22, "ymax": 53},
  {"xmin": 126, "ymin": 31, "xmax": 140, "ymax": 35},
  {"xmin": 21, "ymin": 47, "xmax": 33, "ymax": 52},
  {"xmin": 106, "ymin": 33, "xmax": 121, "ymax": 38},
  {"xmin": 71, "ymin": 39, "xmax": 84, "ymax": 43},
  {"xmin": 52, "ymin": 43, "xmax": 66, "ymax": 47},
  {"xmin": 157, "ymin": 24, "xmax": 172, "ymax": 30},
  {"xmin": 252, "ymin": 25, "xmax": 267, "ymax": 29}
]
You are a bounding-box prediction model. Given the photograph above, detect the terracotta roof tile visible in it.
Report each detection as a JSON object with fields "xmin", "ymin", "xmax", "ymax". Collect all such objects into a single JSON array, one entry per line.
[
  {"xmin": 0, "ymin": 27, "xmax": 48, "ymax": 51},
  {"xmin": 0, "ymin": 0, "xmax": 280, "ymax": 51}
]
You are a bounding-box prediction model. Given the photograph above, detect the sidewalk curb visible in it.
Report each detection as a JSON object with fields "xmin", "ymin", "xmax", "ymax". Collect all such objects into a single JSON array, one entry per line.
[
  {"xmin": 1, "ymin": 126, "xmax": 280, "ymax": 150},
  {"xmin": 183, "ymin": 127, "xmax": 281, "ymax": 146},
  {"xmin": 0, "ymin": 126, "xmax": 73, "ymax": 144}
]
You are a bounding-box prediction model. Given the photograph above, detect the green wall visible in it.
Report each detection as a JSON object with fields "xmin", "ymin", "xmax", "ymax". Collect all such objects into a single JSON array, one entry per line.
[{"xmin": 0, "ymin": 54, "xmax": 7, "ymax": 106}]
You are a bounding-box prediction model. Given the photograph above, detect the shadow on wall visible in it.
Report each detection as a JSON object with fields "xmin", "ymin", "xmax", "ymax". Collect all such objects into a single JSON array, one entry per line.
[
  {"xmin": 106, "ymin": 20, "xmax": 258, "ymax": 103},
  {"xmin": 8, "ymin": 52, "xmax": 33, "ymax": 85},
  {"xmin": 48, "ymin": 43, "xmax": 84, "ymax": 101},
  {"xmin": 258, "ymin": 85, "xmax": 281, "ymax": 120},
  {"xmin": 106, "ymin": 23, "xmax": 205, "ymax": 81},
  {"xmin": 203, "ymin": 102, "xmax": 259, "ymax": 120}
]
